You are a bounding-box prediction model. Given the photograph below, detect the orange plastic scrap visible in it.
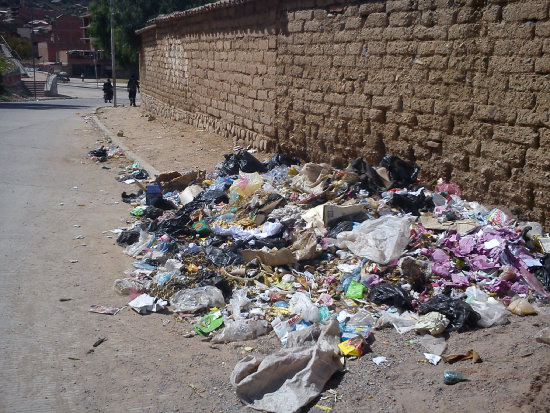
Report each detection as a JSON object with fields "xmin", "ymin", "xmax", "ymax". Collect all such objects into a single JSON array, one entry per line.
[{"xmin": 441, "ymin": 349, "xmax": 481, "ymax": 364}]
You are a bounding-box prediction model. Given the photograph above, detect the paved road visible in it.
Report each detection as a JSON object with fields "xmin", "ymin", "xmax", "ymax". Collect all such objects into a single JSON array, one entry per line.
[
  {"xmin": 0, "ymin": 98, "xmax": 133, "ymax": 411},
  {"xmin": 0, "ymin": 96, "xmax": 240, "ymax": 413},
  {"xmin": 57, "ymin": 78, "xmax": 138, "ymax": 105}
]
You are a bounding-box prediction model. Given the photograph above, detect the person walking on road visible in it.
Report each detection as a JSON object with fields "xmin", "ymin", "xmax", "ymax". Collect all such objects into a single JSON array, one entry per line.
[
  {"xmin": 102, "ymin": 78, "xmax": 113, "ymax": 103},
  {"xmin": 81, "ymin": 73, "xmax": 85, "ymax": 82},
  {"xmin": 127, "ymin": 74, "xmax": 140, "ymax": 107}
]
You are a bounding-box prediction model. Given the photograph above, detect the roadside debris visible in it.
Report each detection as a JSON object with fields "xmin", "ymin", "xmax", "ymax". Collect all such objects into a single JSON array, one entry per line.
[
  {"xmin": 93, "ymin": 147, "xmax": 549, "ymax": 412},
  {"xmin": 443, "ymin": 370, "xmax": 469, "ymax": 385},
  {"xmin": 89, "ymin": 304, "xmax": 127, "ymax": 315},
  {"xmin": 92, "ymin": 337, "xmax": 107, "ymax": 347}
]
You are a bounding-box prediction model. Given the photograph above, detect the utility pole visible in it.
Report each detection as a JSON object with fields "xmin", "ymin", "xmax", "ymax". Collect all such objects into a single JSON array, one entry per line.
[
  {"xmin": 93, "ymin": 48, "xmax": 98, "ymax": 88},
  {"xmin": 31, "ymin": 7, "xmax": 36, "ymax": 100},
  {"xmin": 110, "ymin": 0, "xmax": 116, "ymax": 106}
]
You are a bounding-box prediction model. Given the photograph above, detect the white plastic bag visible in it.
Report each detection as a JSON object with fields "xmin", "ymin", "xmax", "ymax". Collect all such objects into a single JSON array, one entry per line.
[
  {"xmin": 170, "ymin": 286, "xmax": 225, "ymax": 313},
  {"xmin": 414, "ymin": 312, "xmax": 450, "ymax": 336},
  {"xmin": 466, "ymin": 286, "xmax": 509, "ymax": 327},
  {"xmin": 336, "ymin": 215, "xmax": 414, "ymax": 264},
  {"xmin": 229, "ymin": 172, "xmax": 264, "ymax": 197},
  {"xmin": 123, "ymin": 230, "xmax": 153, "ymax": 257},
  {"xmin": 230, "ymin": 288, "xmax": 251, "ymax": 319},
  {"xmin": 376, "ymin": 310, "xmax": 419, "ymax": 334},
  {"xmin": 419, "ymin": 335, "xmax": 447, "ymax": 356},
  {"xmin": 289, "ymin": 292, "xmax": 320, "ymax": 323},
  {"xmin": 290, "ymin": 163, "xmax": 334, "ymax": 195},
  {"xmin": 212, "ymin": 319, "xmax": 269, "ymax": 343},
  {"xmin": 128, "ymin": 294, "xmax": 167, "ymax": 314},
  {"xmin": 113, "ymin": 277, "xmax": 150, "ymax": 295}
]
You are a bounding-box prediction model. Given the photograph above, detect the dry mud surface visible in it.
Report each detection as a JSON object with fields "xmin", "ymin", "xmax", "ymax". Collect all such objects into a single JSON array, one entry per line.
[{"xmin": 84, "ymin": 106, "xmax": 550, "ymax": 413}]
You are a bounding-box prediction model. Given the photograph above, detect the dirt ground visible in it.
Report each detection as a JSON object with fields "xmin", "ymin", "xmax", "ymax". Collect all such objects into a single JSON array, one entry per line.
[
  {"xmin": 96, "ymin": 105, "xmax": 242, "ymax": 173},
  {"xmin": 89, "ymin": 105, "xmax": 550, "ymax": 413}
]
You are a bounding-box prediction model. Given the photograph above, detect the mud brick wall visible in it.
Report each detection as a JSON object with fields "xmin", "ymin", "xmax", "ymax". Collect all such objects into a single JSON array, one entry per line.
[
  {"xmin": 139, "ymin": 0, "xmax": 550, "ymax": 227},
  {"xmin": 140, "ymin": 2, "xmax": 278, "ymax": 151}
]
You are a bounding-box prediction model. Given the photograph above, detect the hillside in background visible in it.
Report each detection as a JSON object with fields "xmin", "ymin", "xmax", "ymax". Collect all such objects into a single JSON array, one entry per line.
[{"xmin": 0, "ymin": 0, "xmax": 91, "ymax": 17}]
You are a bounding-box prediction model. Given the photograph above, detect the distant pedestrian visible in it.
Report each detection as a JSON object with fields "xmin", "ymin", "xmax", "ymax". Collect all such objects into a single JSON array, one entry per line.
[
  {"xmin": 103, "ymin": 78, "xmax": 113, "ymax": 103},
  {"xmin": 81, "ymin": 73, "xmax": 84, "ymax": 82},
  {"xmin": 127, "ymin": 74, "xmax": 140, "ymax": 107}
]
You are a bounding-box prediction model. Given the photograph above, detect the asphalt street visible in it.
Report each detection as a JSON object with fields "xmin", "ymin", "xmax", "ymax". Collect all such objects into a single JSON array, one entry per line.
[{"xmin": 0, "ymin": 92, "xmax": 134, "ymax": 411}]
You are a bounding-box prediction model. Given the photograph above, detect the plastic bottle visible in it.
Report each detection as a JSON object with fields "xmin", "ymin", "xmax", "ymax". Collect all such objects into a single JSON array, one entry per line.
[{"xmin": 443, "ymin": 370, "xmax": 469, "ymax": 385}]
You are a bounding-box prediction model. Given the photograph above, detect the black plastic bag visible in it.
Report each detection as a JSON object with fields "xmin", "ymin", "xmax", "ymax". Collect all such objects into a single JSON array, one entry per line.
[
  {"xmin": 116, "ymin": 230, "xmax": 140, "ymax": 246},
  {"xmin": 327, "ymin": 220, "xmax": 354, "ymax": 238},
  {"xmin": 143, "ymin": 206, "xmax": 164, "ymax": 220},
  {"xmin": 348, "ymin": 158, "xmax": 386, "ymax": 194},
  {"xmin": 246, "ymin": 237, "xmax": 289, "ymax": 250},
  {"xmin": 533, "ymin": 254, "xmax": 550, "ymax": 288},
  {"xmin": 149, "ymin": 197, "xmax": 177, "ymax": 211},
  {"xmin": 197, "ymin": 270, "xmax": 233, "ymax": 299},
  {"xmin": 205, "ymin": 245, "xmax": 244, "ymax": 267},
  {"xmin": 219, "ymin": 151, "xmax": 266, "ymax": 176},
  {"xmin": 419, "ymin": 294, "xmax": 480, "ymax": 332},
  {"xmin": 369, "ymin": 283, "xmax": 413, "ymax": 311},
  {"xmin": 88, "ymin": 146, "xmax": 107, "ymax": 157},
  {"xmin": 195, "ymin": 189, "xmax": 229, "ymax": 205},
  {"xmin": 147, "ymin": 215, "xmax": 195, "ymax": 237},
  {"xmin": 121, "ymin": 190, "xmax": 143, "ymax": 203},
  {"xmin": 132, "ymin": 169, "xmax": 149, "ymax": 179},
  {"xmin": 379, "ymin": 155, "xmax": 420, "ymax": 189},
  {"xmin": 390, "ymin": 190, "xmax": 434, "ymax": 216},
  {"xmin": 148, "ymin": 190, "xmax": 228, "ymax": 236},
  {"xmin": 263, "ymin": 153, "xmax": 301, "ymax": 171}
]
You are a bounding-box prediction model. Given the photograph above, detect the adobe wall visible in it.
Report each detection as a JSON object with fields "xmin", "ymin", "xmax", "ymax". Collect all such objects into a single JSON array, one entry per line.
[{"xmin": 139, "ymin": 0, "xmax": 550, "ymax": 227}]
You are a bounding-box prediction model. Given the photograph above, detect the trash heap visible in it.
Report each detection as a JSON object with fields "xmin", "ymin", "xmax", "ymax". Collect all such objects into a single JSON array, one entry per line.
[{"xmin": 108, "ymin": 150, "xmax": 550, "ymax": 413}]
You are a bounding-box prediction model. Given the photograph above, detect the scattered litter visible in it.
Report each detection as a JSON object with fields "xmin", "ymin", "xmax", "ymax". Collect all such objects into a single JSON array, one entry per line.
[
  {"xmin": 443, "ymin": 370, "xmax": 469, "ymax": 385},
  {"xmin": 230, "ymin": 318, "xmax": 342, "ymax": 413},
  {"xmin": 372, "ymin": 356, "xmax": 387, "ymax": 365},
  {"xmin": 507, "ymin": 298, "xmax": 537, "ymax": 316},
  {"xmin": 87, "ymin": 146, "xmax": 550, "ymax": 409},
  {"xmin": 441, "ymin": 349, "xmax": 482, "ymax": 364},
  {"xmin": 89, "ymin": 304, "xmax": 127, "ymax": 315},
  {"xmin": 92, "ymin": 337, "xmax": 107, "ymax": 347},
  {"xmin": 128, "ymin": 294, "xmax": 167, "ymax": 314},
  {"xmin": 424, "ymin": 353, "xmax": 442, "ymax": 365},
  {"xmin": 536, "ymin": 327, "xmax": 550, "ymax": 344}
]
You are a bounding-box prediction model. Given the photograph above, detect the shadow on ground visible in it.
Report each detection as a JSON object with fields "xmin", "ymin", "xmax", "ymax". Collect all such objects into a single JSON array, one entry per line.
[{"xmin": 0, "ymin": 102, "xmax": 89, "ymax": 110}]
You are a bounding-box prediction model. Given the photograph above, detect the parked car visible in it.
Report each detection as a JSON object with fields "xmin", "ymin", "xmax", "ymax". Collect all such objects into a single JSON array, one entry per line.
[{"xmin": 57, "ymin": 72, "xmax": 70, "ymax": 82}]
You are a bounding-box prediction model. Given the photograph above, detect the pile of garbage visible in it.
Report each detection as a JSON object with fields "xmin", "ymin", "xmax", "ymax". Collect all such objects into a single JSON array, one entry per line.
[{"xmin": 107, "ymin": 150, "xmax": 549, "ymax": 413}]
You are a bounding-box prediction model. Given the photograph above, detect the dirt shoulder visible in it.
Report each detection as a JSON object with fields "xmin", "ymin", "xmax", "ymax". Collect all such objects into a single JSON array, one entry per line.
[{"xmin": 96, "ymin": 105, "xmax": 264, "ymax": 174}]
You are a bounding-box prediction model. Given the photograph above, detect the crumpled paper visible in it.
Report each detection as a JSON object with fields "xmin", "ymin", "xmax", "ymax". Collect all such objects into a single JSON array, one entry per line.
[{"xmin": 128, "ymin": 294, "xmax": 167, "ymax": 314}]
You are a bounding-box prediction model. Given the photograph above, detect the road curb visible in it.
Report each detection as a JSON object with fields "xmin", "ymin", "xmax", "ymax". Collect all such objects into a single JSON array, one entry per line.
[{"xmin": 91, "ymin": 113, "xmax": 161, "ymax": 177}]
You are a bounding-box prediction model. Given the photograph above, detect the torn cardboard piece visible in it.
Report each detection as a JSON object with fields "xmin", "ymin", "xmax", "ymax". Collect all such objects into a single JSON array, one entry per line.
[
  {"xmin": 157, "ymin": 170, "xmax": 204, "ymax": 193},
  {"xmin": 242, "ymin": 248, "xmax": 297, "ymax": 266},
  {"xmin": 420, "ymin": 215, "xmax": 478, "ymax": 234},
  {"xmin": 302, "ymin": 203, "xmax": 365, "ymax": 229}
]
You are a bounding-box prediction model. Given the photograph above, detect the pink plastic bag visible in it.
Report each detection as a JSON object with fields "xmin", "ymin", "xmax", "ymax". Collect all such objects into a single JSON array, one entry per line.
[{"xmin": 435, "ymin": 181, "xmax": 461, "ymax": 196}]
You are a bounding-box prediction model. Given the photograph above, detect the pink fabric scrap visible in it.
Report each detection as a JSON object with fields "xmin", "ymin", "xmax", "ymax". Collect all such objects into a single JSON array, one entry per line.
[
  {"xmin": 451, "ymin": 273, "xmax": 470, "ymax": 286},
  {"xmin": 457, "ymin": 237, "xmax": 475, "ymax": 256},
  {"xmin": 511, "ymin": 282, "xmax": 530, "ymax": 295},
  {"xmin": 469, "ymin": 254, "xmax": 495, "ymax": 271},
  {"xmin": 485, "ymin": 279, "xmax": 511, "ymax": 293}
]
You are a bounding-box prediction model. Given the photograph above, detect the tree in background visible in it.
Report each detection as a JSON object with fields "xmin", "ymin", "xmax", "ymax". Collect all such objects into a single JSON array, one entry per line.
[
  {"xmin": 89, "ymin": 0, "xmax": 214, "ymax": 70},
  {"xmin": 5, "ymin": 36, "xmax": 33, "ymax": 60}
]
